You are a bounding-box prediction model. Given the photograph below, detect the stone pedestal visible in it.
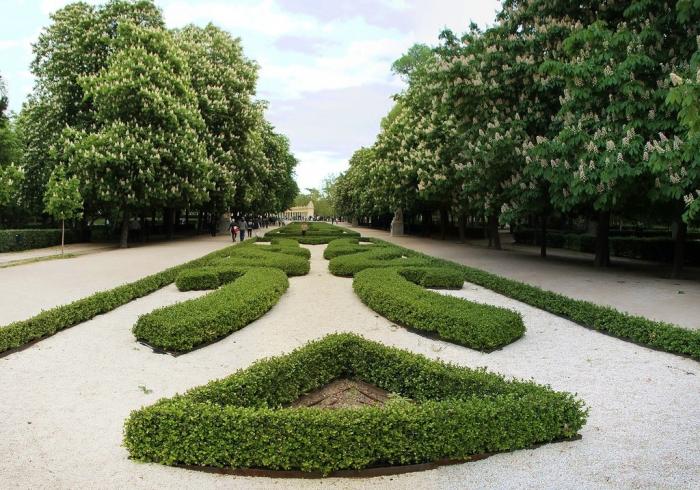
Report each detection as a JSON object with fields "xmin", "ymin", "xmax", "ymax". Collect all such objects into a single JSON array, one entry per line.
[{"xmin": 390, "ymin": 208, "xmax": 404, "ymax": 237}]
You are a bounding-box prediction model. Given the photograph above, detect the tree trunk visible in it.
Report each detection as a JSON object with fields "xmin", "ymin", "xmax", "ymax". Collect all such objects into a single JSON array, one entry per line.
[
  {"xmin": 671, "ymin": 216, "xmax": 687, "ymax": 279},
  {"xmin": 594, "ymin": 210, "xmax": 610, "ymax": 267},
  {"xmin": 61, "ymin": 219, "xmax": 65, "ymax": 255},
  {"xmin": 457, "ymin": 213, "xmax": 466, "ymax": 243},
  {"xmin": 439, "ymin": 207, "xmax": 448, "ymax": 240},
  {"xmin": 197, "ymin": 210, "xmax": 203, "ymax": 233},
  {"xmin": 488, "ymin": 213, "xmax": 501, "ymax": 250},
  {"xmin": 119, "ymin": 210, "xmax": 130, "ymax": 248},
  {"xmin": 540, "ymin": 213, "xmax": 547, "ymax": 258}
]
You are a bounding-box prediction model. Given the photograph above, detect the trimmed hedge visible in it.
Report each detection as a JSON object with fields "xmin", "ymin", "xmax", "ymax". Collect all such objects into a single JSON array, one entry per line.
[
  {"xmin": 333, "ymin": 238, "xmax": 700, "ymax": 360},
  {"xmin": 354, "ymin": 267, "xmax": 524, "ymax": 350},
  {"xmin": 513, "ymin": 229, "xmax": 700, "ymax": 265},
  {"xmin": 328, "ymin": 244, "xmax": 432, "ymax": 276},
  {"xmin": 264, "ymin": 222, "xmax": 360, "ymax": 244},
  {"xmin": 0, "ymin": 228, "xmax": 81, "ymax": 252},
  {"xmin": 124, "ymin": 333, "xmax": 587, "ymax": 475},
  {"xmin": 0, "ymin": 238, "xmax": 310, "ymax": 356},
  {"xmin": 213, "ymin": 246, "xmax": 310, "ymax": 276},
  {"xmin": 133, "ymin": 267, "xmax": 288, "ymax": 353}
]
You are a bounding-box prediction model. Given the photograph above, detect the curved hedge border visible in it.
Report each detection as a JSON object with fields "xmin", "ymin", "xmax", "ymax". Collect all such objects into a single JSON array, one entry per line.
[
  {"xmin": 264, "ymin": 222, "xmax": 360, "ymax": 244},
  {"xmin": 0, "ymin": 238, "xmax": 310, "ymax": 357},
  {"xmin": 354, "ymin": 267, "xmax": 524, "ymax": 350},
  {"xmin": 133, "ymin": 266, "xmax": 288, "ymax": 353},
  {"xmin": 124, "ymin": 333, "xmax": 587, "ymax": 475},
  {"xmin": 330, "ymin": 235, "xmax": 700, "ymax": 361},
  {"xmin": 0, "ymin": 244, "xmax": 239, "ymax": 356},
  {"xmin": 212, "ymin": 242, "xmax": 310, "ymax": 276},
  {"xmin": 329, "ymin": 244, "xmax": 431, "ymax": 276}
]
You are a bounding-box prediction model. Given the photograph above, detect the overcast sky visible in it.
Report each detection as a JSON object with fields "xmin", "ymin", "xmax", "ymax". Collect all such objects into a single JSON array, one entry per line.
[{"xmin": 0, "ymin": 0, "xmax": 501, "ymax": 190}]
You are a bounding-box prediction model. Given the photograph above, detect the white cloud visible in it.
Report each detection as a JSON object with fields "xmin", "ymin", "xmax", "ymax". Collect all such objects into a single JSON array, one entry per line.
[{"xmin": 293, "ymin": 150, "xmax": 349, "ymax": 190}]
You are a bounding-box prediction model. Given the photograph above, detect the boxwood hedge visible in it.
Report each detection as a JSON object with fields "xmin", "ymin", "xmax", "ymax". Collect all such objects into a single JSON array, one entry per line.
[
  {"xmin": 264, "ymin": 222, "xmax": 360, "ymax": 244},
  {"xmin": 354, "ymin": 267, "xmax": 524, "ymax": 350},
  {"xmin": 123, "ymin": 333, "xmax": 587, "ymax": 475},
  {"xmin": 0, "ymin": 244, "xmax": 240, "ymax": 356},
  {"xmin": 330, "ymin": 238, "xmax": 700, "ymax": 360},
  {"xmin": 0, "ymin": 239, "xmax": 310, "ymax": 356},
  {"xmin": 133, "ymin": 266, "xmax": 288, "ymax": 353},
  {"xmin": 0, "ymin": 228, "xmax": 81, "ymax": 252}
]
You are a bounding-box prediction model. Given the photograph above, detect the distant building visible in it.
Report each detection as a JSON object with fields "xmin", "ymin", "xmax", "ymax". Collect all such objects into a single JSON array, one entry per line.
[{"xmin": 282, "ymin": 201, "xmax": 314, "ymax": 220}]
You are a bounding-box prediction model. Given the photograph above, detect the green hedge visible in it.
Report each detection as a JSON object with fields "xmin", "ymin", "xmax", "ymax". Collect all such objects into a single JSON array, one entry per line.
[
  {"xmin": 0, "ymin": 228, "xmax": 81, "ymax": 252},
  {"xmin": 328, "ymin": 244, "xmax": 432, "ymax": 276},
  {"xmin": 337, "ymin": 239, "xmax": 700, "ymax": 360},
  {"xmin": 124, "ymin": 333, "xmax": 587, "ymax": 475},
  {"xmin": 513, "ymin": 229, "xmax": 700, "ymax": 265},
  {"xmin": 354, "ymin": 267, "xmax": 524, "ymax": 350},
  {"xmin": 264, "ymin": 222, "xmax": 360, "ymax": 244},
  {"xmin": 133, "ymin": 267, "xmax": 288, "ymax": 353},
  {"xmin": 0, "ymin": 244, "xmax": 239, "ymax": 355},
  {"xmin": 213, "ymin": 246, "xmax": 310, "ymax": 276}
]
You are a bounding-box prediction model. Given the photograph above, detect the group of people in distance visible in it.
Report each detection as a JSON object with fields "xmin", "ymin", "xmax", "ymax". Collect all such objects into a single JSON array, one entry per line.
[{"xmin": 226, "ymin": 215, "xmax": 271, "ymax": 242}]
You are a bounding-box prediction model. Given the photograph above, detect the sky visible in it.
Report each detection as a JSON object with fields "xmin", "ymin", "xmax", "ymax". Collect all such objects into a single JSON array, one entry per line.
[{"xmin": 0, "ymin": 0, "xmax": 501, "ymax": 190}]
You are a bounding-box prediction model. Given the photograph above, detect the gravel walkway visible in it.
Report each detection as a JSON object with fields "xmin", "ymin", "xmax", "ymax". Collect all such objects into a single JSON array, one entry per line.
[{"xmin": 0, "ymin": 243, "xmax": 698, "ymax": 489}]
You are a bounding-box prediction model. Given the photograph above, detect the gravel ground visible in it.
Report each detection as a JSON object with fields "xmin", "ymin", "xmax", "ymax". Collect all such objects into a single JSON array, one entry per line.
[{"xmin": 0, "ymin": 244, "xmax": 698, "ymax": 489}]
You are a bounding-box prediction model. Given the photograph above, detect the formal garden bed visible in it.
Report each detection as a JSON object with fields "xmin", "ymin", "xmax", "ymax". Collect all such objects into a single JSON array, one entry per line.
[
  {"xmin": 0, "ymin": 238, "xmax": 310, "ymax": 357},
  {"xmin": 263, "ymin": 222, "xmax": 361, "ymax": 244},
  {"xmin": 327, "ymin": 236, "xmax": 700, "ymax": 360},
  {"xmin": 123, "ymin": 333, "xmax": 587, "ymax": 476}
]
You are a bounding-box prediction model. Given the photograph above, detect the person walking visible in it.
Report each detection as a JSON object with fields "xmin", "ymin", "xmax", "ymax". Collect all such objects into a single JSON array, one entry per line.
[
  {"xmin": 247, "ymin": 216, "xmax": 254, "ymax": 239},
  {"xmin": 228, "ymin": 218, "xmax": 237, "ymax": 242},
  {"xmin": 238, "ymin": 217, "xmax": 247, "ymax": 241}
]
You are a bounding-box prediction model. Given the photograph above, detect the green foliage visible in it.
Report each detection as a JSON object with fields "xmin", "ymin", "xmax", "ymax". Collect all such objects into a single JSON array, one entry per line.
[
  {"xmin": 43, "ymin": 165, "xmax": 82, "ymax": 221},
  {"xmin": 264, "ymin": 222, "xmax": 359, "ymax": 245},
  {"xmin": 514, "ymin": 229, "xmax": 700, "ymax": 265},
  {"xmin": 328, "ymin": 244, "xmax": 432, "ymax": 277},
  {"xmin": 213, "ymin": 241, "xmax": 310, "ymax": 276},
  {"xmin": 354, "ymin": 267, "xmax": 524, "ymax": 351},
  {"xmin": 357, "ymin": 239, "xmax": 700, "ymax": 360},
  {"xmin": 123, "ymin": 333, "xmax": 587, "ymax": 475},
  {"xmin": 0, "ymin": 244, "xmax": 239, "ymax": 355},
  {"xmin": 0, "ymin": 228, "xmax": 81, "ymax": 252},
  {"xmin": 134, "ymin": 267, "xmax": 288, "ymax": 353}
]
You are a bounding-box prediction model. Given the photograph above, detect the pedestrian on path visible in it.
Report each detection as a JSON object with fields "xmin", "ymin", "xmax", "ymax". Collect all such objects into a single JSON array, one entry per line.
[
  {"xmin": 238, "ymin": 217, "xmax": 247, "ymax": 241},
  {"xmin": 228, "ymin": 218, "xmax": 238, "ymax": 242}
]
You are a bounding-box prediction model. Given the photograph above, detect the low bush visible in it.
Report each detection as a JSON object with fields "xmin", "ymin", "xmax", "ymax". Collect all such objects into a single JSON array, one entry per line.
[
  {"xmin": 264, "ymin": 222, "xmax": 360, "ymax": 244},
  {"xmin": 328, "ymin": 245, "xmax": 433, "ymax": 276},
  {"xmin": 213, "ymin": 246, "xmax": 310, "ymax": 276},
  {"xmin": 354, "ymin": 267, "xmax": 524, "ymax": 350},
  {"xmin": 513, "ymin": 229, "xmax": 700, "ymax": 265},
  {"xmin": 133, "ymin": 267, "xmax": 288, "ymax": 353},
  {"xmin": 342, "ymin": 239, "xmax": 700, "ymax": 360},
  {"xmin": 0, "ymin": 244, "xmax": 240, "ymax": 355},
  {"xmin": 0, "ymin": 228, "xmax": 81, "ymax": 252},
  {"xmin": 124, "ymin": 333, "xmax": 587, "ymax": 475}
]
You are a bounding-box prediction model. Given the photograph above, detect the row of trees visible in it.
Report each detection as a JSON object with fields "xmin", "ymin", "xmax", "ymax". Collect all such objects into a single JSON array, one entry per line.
[
  {"xmin": 0, "ymin": 0, "xmax": 298, "ymax": 247},
  {"xmin": 331, "ymin": 0, "xmax": 700, "ymax": 276}
]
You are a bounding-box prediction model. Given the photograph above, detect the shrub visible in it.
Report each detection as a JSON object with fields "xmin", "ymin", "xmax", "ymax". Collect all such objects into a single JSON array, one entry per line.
[
  {"xmin": 354, "ymin": 267, "xmax": 524, "ymax": 350},
  {"xmin": 133, "ymin": 267, "xmax": 288, "ymax": 353},
  {"xmin": 328, "ymin": 245, "xmax": 433, "ymax": 276},
  {"xmin": 351, "ymin": 239, "xmax": 700, "ymax": 360},
  {"xmin": 513, "ymin": 229, "xmax": 700, "ymax": 265},
  {"xmin": 213, "ymin": 247, "xmax": 310, "ymax": 276},
  {"xmin": 0, "ymin": 228, "xmax": 81, "ymax": 252},
  {"xmin": 0, "ymin": 244, "xmax": 240, "ymax": 355},
  {"xmin": 124, "ymin": 333, "xmax": 587, "ymax": 475},
  {"xmin": 264, "ymin": 222, "xmax": 360, "ymax": 244}
]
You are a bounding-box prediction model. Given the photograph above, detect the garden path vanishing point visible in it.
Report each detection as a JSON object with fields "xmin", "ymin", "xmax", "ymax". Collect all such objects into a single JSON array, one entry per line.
[{"xmin": 1, "ymin": 242, "xmax": 699, "ymax": 489}]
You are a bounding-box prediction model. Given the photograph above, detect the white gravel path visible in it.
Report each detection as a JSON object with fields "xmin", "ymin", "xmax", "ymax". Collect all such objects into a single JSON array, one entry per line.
[{"xmin": 1, "ymin": 244, "xmax": 698, "ymax": 489}]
